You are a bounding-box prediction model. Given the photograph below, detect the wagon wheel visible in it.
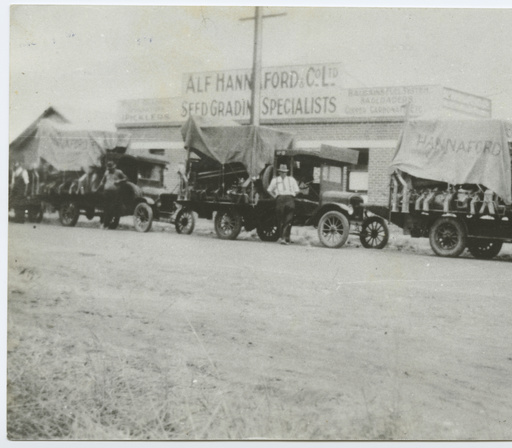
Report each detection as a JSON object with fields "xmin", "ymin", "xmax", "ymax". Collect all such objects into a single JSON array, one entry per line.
[
  {"xmin": 317, "ymin": 210, "xmax": 350, "ymax": 248},
  {"xmin": 13, "ymin": 207, "xmax": 26, "ymax": 223},
  {"xmin": 175, "ymin": 208, "xmax": 195, "ymax": 235},
  {"xmin": 59, "ymin": 200, "xmax": 79, "ymax": 227},
  {"xmin": 467, "ymin": 239, "xmax": 503, "ymax": 260},
  {"xmin": 214, "ymin": 209, "xmax": 242, "ymax": 240},
  {"xmin": 429, "ymin": 217, "xmax": 466, "ymax": 257},
  {"xmin": 360, "ymin": 217, "xmax": 389, "ymax": 249},
  {"xmin": 133, "ymin": 202, "xmax": 153, "ymax": 233},
  {"xmin": 256, "ymin": 217, "xmax": 279, "ymax": 242}
]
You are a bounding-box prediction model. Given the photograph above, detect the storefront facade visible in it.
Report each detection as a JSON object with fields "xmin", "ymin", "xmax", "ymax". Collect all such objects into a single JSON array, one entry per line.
[{"xmin": 116, "ymin": 63, "xmax": 492, "ymax": 205}]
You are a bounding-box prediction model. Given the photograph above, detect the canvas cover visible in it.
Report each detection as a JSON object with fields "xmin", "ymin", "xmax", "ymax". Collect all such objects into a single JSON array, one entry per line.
[
  {"xmin": 31, "ymin": 119, "xmax": 131, "ymax": 171},
  {"xmin": 390, "ymin": 119, "xmax": 512, "ymax": 204},
  {"xmin": 181, "ymin": 116, "xmax": 295, "ymax": 177}
]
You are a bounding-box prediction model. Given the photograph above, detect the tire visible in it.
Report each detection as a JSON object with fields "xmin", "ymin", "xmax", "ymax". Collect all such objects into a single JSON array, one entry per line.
[
  {"xmin": 133, "ymin": 202, "xmax": 153, "ymax": 233},
  {"xmin": 360, "ymin": 217, "xmax": 389, "ymax": 249},
  {"xmin": 59, "ymin": 201, "xmax": 79, "ymax": 227},
  {"xmin": 85, "ymin": 207, "xmax": 95, "ymax": 220},
  {"xmin": 257, "ymin": 217, "xmax": 279, "ymax": 242},
  {"xmin": 467, "ymin": 239, "xmax": 503, "ymax": 260},
  {"xmin": 214, "ymin": 209, "xmax": 242, "ymax": 240},
  {"xmin": 317, "ymin": 210, "xmax": 350, "ymax": 248},
  {"xmin": 429, "ymin": 217, "xmax": 467, "ymax": 257},
  {"xmin": 27, "ymin": 205, "xmax": 44, "ymax": 223},
  {"xmin": 13, "ymin": 207, "xmax": 25, "ymax": 223},
  {"xmin": 175, "ymin": 208, "xmax": 195, "ymax": 235}
]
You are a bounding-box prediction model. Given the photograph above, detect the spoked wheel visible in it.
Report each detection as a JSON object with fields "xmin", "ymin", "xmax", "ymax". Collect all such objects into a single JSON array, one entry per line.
[
  {"xmin": 133, "ymin": 202, "xmax": 153, "ymax": 233},
  {"xmin": 429, "ymin": 217, "xmax": 466, "ymax": 257},
  {"xmin": 467, "ymin": 239, "xmax": 503, "ymax": 260},
  {"xmin": 360, "ymin": 217, "xmax": 389, "ymax": 249},
  {"xmin": 317, "ymin": 210, "xmax": 350, "ymax": 248},
  {"xmin": 175, "ymin": 208, "xmax": 195, "ymax": 235},
  {"xmin": 214, "ymin": 209, "xmax": 242, "ymax": 240},
  {"xmin": 59, "ymin": 201, "xmax": 79, "ymax": 227},
  {"xmin": 256, "ymin": 217, "xmax": 279, "ymax": 242}
]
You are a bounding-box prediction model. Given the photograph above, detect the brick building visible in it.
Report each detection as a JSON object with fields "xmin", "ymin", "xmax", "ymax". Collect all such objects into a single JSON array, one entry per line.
[{"xmin": 116, "ymin": 64, "xmax": 492, "ymax": 205}]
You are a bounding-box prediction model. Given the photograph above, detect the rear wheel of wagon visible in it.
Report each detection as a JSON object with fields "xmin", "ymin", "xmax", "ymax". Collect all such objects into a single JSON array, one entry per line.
[
  {"xmin": 257, "ymin": 217, "xmax": 279, "ymax": 242},
  {"xmin": 317, "ymin": 210, "xmax": 350, "ymax": 248},
  {"xmin": 59, "ymin": 200, "xmax": 79, "ymax": 227},
  {"xmin": 133, "ymin": 202, "xmax": 153, "ymax": 233},
  {"xmin": 467, "ymin": 239, "xmax": 503, "ymax": 259},
  {"xmin": 214, "ymin": 209, "xmax": 242, "ymax": 240},
  {"xmin": 360, "ymin": 217, "xmax": 389, "ymax": 249},
  {"xmin": 175, "ymin": 208, "xmax": 195, "ymax": 234},
  {"xmin": 429, "ymin": 217, "xmax": 466, "ymax": 257}
]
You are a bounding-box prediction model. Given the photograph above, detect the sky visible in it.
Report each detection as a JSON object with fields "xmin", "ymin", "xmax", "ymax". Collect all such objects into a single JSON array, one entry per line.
[{"xmin": 7, "ymin": 1, "xmax": 512, "ymax": 141}]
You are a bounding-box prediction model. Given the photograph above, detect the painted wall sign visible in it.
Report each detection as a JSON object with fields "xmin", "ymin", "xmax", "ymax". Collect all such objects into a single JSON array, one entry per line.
[
  {"xmin": 181, "ymin": 63, "xmax": 342, "ymax": 120},
  {"xmin": 118, "ymin": 98, "xmax": 182, "ymax": 125},
  {"xmin": 117, "ymin": 65, "xmax": 491, "ymax": 124},
  {"xmin": 339, "ymin": 85, "xmax": 443, "ymax": 118}
]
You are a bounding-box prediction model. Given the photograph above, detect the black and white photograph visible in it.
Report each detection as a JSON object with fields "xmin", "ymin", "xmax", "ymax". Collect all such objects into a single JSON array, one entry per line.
[{"xmin": 5, "ymin": 0, "xmax": 512, "ymax": 442}]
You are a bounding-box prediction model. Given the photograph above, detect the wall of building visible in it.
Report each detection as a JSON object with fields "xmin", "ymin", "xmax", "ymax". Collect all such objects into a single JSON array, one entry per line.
[
  {"xmin": 266, "ymin": 119, "xmax": 403, "ymax": 142},
  {"xmin": 367, "ymin": 147, "xmax": 397, "ymax": 206}
]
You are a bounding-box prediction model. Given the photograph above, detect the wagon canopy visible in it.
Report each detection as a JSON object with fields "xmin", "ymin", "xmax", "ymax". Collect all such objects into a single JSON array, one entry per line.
[
  {"xmin": 181, "ymin": 116, "xmax": 295, "ymax": 177},
  {"xmin": 390, "ymin": 119, "xmax": 512, "ymax": 204},
  {"xmin": 32, "ymin": 119, "xmax": 131, "ymax": 171}
]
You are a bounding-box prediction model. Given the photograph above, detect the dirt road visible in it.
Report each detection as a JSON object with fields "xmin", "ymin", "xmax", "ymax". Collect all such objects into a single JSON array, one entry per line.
[{"xmin": 7, "ymin": 217, "xmax": 512, "ymax": 440}]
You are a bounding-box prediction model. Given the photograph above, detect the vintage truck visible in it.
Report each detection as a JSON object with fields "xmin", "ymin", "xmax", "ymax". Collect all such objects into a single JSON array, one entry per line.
[
  {"xmin": 9, "ymin": 118, "xmax": 182, "ymax": 232},
  {"xmin": 376, "ymin": 119, "xmax": 512, "ymax": 259},
  {"xmin": 177, "ymin": 116, "xmax": 379, "ymax": 248}
]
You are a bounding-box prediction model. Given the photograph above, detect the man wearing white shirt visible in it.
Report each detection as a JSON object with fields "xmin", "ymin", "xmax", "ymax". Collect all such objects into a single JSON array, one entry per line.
[
  {"xmin": 267, "ymin": 164, "xmax": 300, "ymax": 245},
  {"xmin": 10, "ymin": 161, "xmax": 30, "ymax": 223}
]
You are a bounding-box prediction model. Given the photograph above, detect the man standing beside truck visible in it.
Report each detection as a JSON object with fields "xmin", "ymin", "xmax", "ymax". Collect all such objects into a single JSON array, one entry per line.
[
  {"xmin": 267, "ymin": 164, "xmax": 300, "ymax": 245},
  {"xmin": 97, "ymin": 160, "xmax": 127, "ymax": 229}
]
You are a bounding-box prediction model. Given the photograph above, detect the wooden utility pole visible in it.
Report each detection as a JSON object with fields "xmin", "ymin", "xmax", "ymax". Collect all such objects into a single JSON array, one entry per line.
[
  {"xmin": 240, "ymin": 8, "xmax": 286, "ymax": 126},
  {"xmin": 250, "ymin": 7, "xmax": 263, "ymax": 126}
]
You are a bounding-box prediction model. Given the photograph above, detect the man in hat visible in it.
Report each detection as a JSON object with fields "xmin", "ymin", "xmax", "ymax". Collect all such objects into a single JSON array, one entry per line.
[
  {"xmin": 10, "ymin": 161, "xmax": 30, "ymax": 223},
  {"xmin": 267, "ymin": 164, "xmax": 300, "ymax": 245},
  {"xmin": 97, "ymin": 160, "xmax": 127, "ymax": 229}
]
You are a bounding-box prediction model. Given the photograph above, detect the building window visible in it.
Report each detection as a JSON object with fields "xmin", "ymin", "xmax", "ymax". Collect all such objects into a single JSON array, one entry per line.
[
  {"xmin": 138, "ymin": 163, "xmax": 164, "ymax": 187},
  {"xmin": 348, "ymin": 148, "xmax": 369, "ymax": 193}
]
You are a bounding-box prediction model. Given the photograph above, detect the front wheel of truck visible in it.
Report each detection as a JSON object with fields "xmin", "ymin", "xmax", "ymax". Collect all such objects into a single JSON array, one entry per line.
[{"xmin": 317, "ymin": 210, "xmax": 350, "ymax": 248}]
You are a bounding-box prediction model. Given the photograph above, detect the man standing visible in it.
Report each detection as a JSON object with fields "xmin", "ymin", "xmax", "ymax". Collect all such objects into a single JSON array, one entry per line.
[
  {"xmin": 267, "ymin": 164, "xmax": 300, "ymax": 245},
  {"xmin": 10, "ymin": 161, "xmax": 30, "ymax": 223},
  {"xmin": 97, "ymin": 160, "xmax": 127, "ymax": 229}
]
